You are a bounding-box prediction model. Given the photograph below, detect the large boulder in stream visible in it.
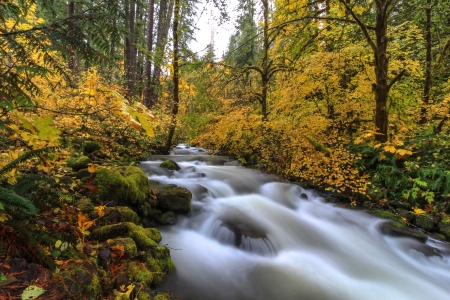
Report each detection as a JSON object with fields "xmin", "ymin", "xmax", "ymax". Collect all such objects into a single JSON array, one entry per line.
[
  {"xmin": 159, "ymin": 160, "xmax": 180, "ymax": 171},
  {"xmin": 157, "ymin": 184, "xmax": 192, "ymax": 212},
  {"xmin": 379, "ymin": 222, "xmax": 428, "ymax": 243}
]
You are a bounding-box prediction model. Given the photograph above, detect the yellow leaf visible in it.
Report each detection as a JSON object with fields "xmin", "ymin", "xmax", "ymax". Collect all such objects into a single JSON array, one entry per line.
[
  {"xmin": 413, "ymin": 208, "xmax": 425, "ymax": 215},
  {"xmin": 94, "ymin": 205, "xmax": 106, "ymax": 217},
  {"xmin": 125, "ymin": 284, "xmax": 135, "ymax": 297},
  {"xmin": 384, "ymin": 145, "xmax": 396, "ymax": 153},
  {"xmin": 396, "ymin": 149, "xmax": 412, "ymax": 156},
  {"xmin": 0, "ymin": 213, "xmax": 11, "ymax": 222},
  {"xmin": 55, "ymin": 240, "xmax": 62, "ymax": 248},
  {"xmin": 88, "ymin": 164, "xmax": 99, "ymax": 173}
]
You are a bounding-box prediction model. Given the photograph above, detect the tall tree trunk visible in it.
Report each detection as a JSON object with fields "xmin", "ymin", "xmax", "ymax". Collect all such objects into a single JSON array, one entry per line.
[
  {"xmin": 374, "ymin": 2, "xmax": 389, "ymax": 142},
  {"xmin": 149, "ymin": 0, "xmax": 174, "ymax": 106},
  {"xmin": 143, "ymin": 0, "xmax": 155, "ymax": 107},
  {"xmin": 67, "ymin": 2, "xmax": 76, "ymax": 74},
  {"xmin": 421, "ymin": 0, "xmax": 432, "ymax": 124},
  {"xmin": 125, "ymin": 0, "xmax": 136, "ymax": 100},
  {"xmin": 261, "ymin": 0, "xmax": 269, "ymax": 121},
  {"xmin": 165, "ymin": 0, "xmax": 180, "ymax": 153}
]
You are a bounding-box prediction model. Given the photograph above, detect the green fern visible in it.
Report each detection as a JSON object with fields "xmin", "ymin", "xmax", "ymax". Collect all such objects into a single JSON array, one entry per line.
[{"xmin": 0, "ymin": 186, "xmax": 37, "ymax": 215}]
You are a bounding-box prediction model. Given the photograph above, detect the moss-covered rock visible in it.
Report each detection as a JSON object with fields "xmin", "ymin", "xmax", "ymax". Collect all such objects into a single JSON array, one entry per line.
[
  {"xmin": 115, "ymin": 206, "xmax": 140, "ymax": 223},
  {"xmin": 58, "ymin": 261, "xmax": 102, "ymax": 300},
  {"xmin": 395, "ymin": 208, "xmax": 415, "ymax": 223},
  {"xmin": 144, "ymin": 228, "xmax": 162, "ymax": 243},
  {"xmin": 146, "ymin": 246, "xmax": 175, "ymax": 285},
  {"xmin": 159, "ymin": 160, "xmax": 180, "ymax": 171},
  {"xmin": 124, "ymin": 167, "xmax": 150, "ymax": 204},
  {"xmin": 125, "ymin": 261, "xmax": 153, "ymax": 287},
  {"xmin": 95, "ymin": 167, "xmax": 149, "ymax": 205},
  {"xmin": 379, "ymin": 221, "xmax": 428, "ymax": 243},
  {"xmin": 109, "ymin": 237, "xmax": 138, "ymax": 258},
  {"xmin": 157, "ymin": 211, "xmax": 176, "ymax": 225},
  {"xmin": 69, "ymin": 156, "xmax": 91, "ymax": 172},
  {"xmin": 157, "ymin": 185, "xmax": 192, "ymax": 212},
  {"xmin": 370, "ymin": 209, "xmax": 398, "ymax": 222},
  {"xmin": 91, "ymin": 222, "xmax": 159, "ymax": 249},
  {"xmin": 83, "ymin": 141, "xmax": 102, "ymax": 155},
  {"xmin": 414, "ymin": 214, "xmax": 437, "ymax": 231},
  {"xmin": 438, "ymin": 215, "xmax": 450, "ymax": 240}
]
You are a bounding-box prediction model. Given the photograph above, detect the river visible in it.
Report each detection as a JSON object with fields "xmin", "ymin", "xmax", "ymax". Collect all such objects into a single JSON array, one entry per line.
[{"xmin": 139, "ymin": 144, "xmax": 450, "ymax": 300}]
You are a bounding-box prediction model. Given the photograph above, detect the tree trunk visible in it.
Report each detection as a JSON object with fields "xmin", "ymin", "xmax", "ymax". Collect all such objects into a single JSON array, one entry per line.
[
  {"xmin": 125, "ymin": 0, "xmax": 136, "ymax": 100},
  {"xmin": 143, "ymin": 0, "xmax": 155, "ymax": 107},
  {"xmin": 421, "ymin": 0, "xmax": 432, "ymax": 124},
  {"xmin": 67, "ymin": 2, "xmax": 76, "ymax": 74},
  {"xmin": 260, "ymin": 0, "xmax": 269, "ymax": 121},
  {"xmin": 165, "ymin": 0, "xmax": 180, "ymax": 153},
  {"xmin": 149, "ymin": 0, "xmax": 174, "ymax": 106},
  {"xmin": 374, "ymin": 3, "xmax": 389, "ymax": 142},
  {"xmin": 166, "ymin": 0, "xmax": 180, "ymax": 152}
]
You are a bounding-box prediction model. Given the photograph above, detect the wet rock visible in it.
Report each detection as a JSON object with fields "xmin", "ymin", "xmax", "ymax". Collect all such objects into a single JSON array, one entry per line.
[
  {"xmin": 115, "ymin": 272, "xmax": 129, "ymax": 290},
  {"xmin": 59, "ymin": 261, "xmax": 103, "ymax": 299},
  {"xmin": 438, "ymin": 215, "xmax": 450, "ymax": 240},
  {"xmin": 91, "ymin": 222, "xmax": 160, "ymax": 248},
  {"xmin": 396, "ymin": 208, "xmax": 415, "ymax": 223},
  {"xmin": 379, "ymin": 222, "xmax": 428, "ymax": 243},
  {"xmin": 159, "ymin": 160, "xmax": 180, "ymax": 171},
  {"xmin": 414, "ymin": 214, "xmax": 438, "ymax": 231},
  {"xmin": 98, "ymin": 248, "xmax": 111, "ymax": 268},
  {"xmin": 389, "ymin": 201, "xmax": 411, "ymax": 210},
  {"xmin": 300, "ymin": 193, "xmax": 308, "ymax": 200},
  {"xmin": 109, "ymin": 237, "xmax": 138, "ymax": 259},
  {"xmin": 157, "ymin": 211, "xmax": 177, "ymax": 225},
  {"xmin": 76, "ymin": 168, "xmax": 91, "ymax": 179},
  {"xmin": 157, "ymin": 185, "xmax": 192, "ymax": 212}
]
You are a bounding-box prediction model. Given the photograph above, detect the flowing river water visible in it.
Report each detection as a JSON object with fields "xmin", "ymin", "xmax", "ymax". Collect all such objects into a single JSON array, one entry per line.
[{"xmin": 140, "ymin": 144, "xmax": 450, "ymax": 300}]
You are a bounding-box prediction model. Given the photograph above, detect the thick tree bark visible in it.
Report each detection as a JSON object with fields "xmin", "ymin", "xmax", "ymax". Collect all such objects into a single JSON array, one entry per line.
[
  {"xmin": 421, "ymin": 0, "xmax": 432, "ymax": 124},
  {"xmin": 149, "ymin": 0, "xmax": 174, "ymax": 106},
  {"xmin": 374, "ymin": 1, "xmax": 389, "ymax": 142},
  {"xmin": 143, "ymin": 0, "xmax": 155, "ymax": 107},
  {"xmin": 165, "ymin": 0, "xmax": 180, "ymax": 153}
]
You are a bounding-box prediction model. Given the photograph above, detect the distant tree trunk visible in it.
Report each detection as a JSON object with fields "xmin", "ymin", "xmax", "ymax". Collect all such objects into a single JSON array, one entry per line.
[
  {"xmin": 67, "ymin": 2, "xmax": 76, "ymax": 74},
  {"xmin": 421, "ymin": 0, "xmax": 432, "ymax": 124},
  {"xmin": 143, "ymin": 0, "xmax": 155, "ymax": 107},
  {"xmin": 260, "ymin": 0, "xmax": 269, "ymax": 121},
  {"xmin": 165, "ymin": 0, "xmax": 180, "ymax": 153},
  {"xmin": 149, "ymin": 0, "xmax": 174, "ymax": 106},
  {"xmin": 125, "ymin": 0, "xmax": 136, "ymax": 100}
]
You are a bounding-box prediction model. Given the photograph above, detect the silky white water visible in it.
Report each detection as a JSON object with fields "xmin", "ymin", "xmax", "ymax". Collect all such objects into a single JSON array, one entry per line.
[{"xmin": 140, "ymin": 145, "xmax": 450, "ymax": 300}]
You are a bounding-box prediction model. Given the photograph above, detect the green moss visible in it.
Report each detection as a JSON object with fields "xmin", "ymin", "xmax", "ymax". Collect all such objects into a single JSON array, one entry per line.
[
  {"xmin": 91, "ymin": 222, "xmax": 158, "ymax": 249},
  {"xmin": 157, "ymin": 211, "xmax": 176, "ymax": 225},
  {"xmin": 124, "ymin": 167, "xmax": 150, "ymax": 204},
  {"xmin": 116, "ymin": 206, "xmax": 140, "ymax": 223},
  {"xmin": 87, "ymin": 274, "xmax": 102, "ymax": 299},
  {"xmin": 95, "ymin": 167, "xmax": 149, "ymax": 205},
  {"xmin": 159, "ymin": 160, "xmax": 180, "ymax": 171},
  {"xmin": 137, "ymin": 292, "xmax": 151, "ymax": 300},
  {"xmin": 83, "ymin": 141, "xmax": 102, "ymax": 155},
  {"xmin": 125, "ymin": 261, "xmax": 153, "ymax": 286},
  {"xmin": 146, "ymin": 246, "xmax": 175, "ymax": 285},
  {"xmin": 154, "ymin": 294, "xmax": 171, "ymax": 300},
  {"xmin": 110, "ymin": 237, "xmax": 138, "ymax": 258},
  {"xmin": 157, "ymin": 186, "xmax": 192, "ymax": 212},
  {"xmin": 70, "ymin": 156, "xmax": 91, "ymax": 172},
  {"xmin": 95, "ymin": 168, "xmax": 128, "ymax": 203},
  {"xmin": 371, "ymin": 209, "xmax": 398, "ymax": 221},
  {"xmin": 138, "ymin": 202, "xmax": 152, "ymax": 217},
  {"xmin": 76, "ymin": 198, "xmax": 95, "ymax": 213},
  {"xmin": 144, "ymin": 228, "xmax": 162, "ymax": 243}
]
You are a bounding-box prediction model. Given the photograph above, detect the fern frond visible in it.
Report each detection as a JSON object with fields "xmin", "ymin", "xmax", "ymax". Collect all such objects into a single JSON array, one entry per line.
[{"xmin": 0, "ymin": 186, "xmax": 37, "ymax": 215}]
